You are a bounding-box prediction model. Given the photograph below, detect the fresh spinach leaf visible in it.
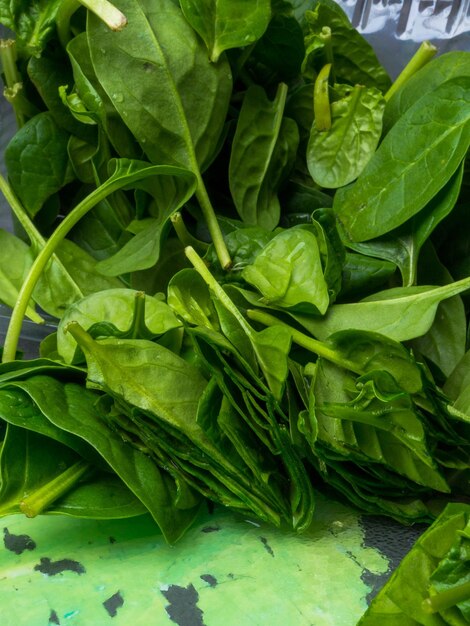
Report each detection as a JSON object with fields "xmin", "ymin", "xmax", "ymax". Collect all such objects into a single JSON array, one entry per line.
[
  {"xmin": 334, "ymin": 78, "xmax": 470, "ymax": 242},
  {"xmin": 179, "ymin": 0, "xmax": 271, "ymax": 62},
  {"xmin": 229, "ymin": 83, "xmax": 298, "ymax": 229},
  {"xmin": 0, "ymin": 0, "xmax": 62, "ymax": 56},
  {"xmin": 307, "ymin": 83, "xmax": 385, "ymax": 188},
  {"xmin": 5, "ymin": 112, "xmax": 74, "ymax": 217},
  {"xmin": 384, "ymin": 51, "xmax": 470, "ymax": 133},
  {"xmin": 241, "ymin": 225, "xmax": 330, "ymax": 314},
  {"xmin": 292, "ymin": 276, "xmax": 470, "ymax": 342},
  {"xmin": 344, "ymin": 161, "xmax": 464, "ymax": 286},
  {"xmin": 57, "ymin": 288, "xmax": 182, "ymax": 364},
  {"xmin": 302, "ymin": 0, "xmax": 391, "ymax": 91}
]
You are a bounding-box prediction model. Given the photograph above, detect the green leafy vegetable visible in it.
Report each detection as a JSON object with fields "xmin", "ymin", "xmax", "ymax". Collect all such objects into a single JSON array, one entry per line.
[
  {"xmin": 179, "ymin": 0, "xmax": 271, "ymax": 62},
  {"xmin": 0, "ymin": 0, "xmax": 470, "ymax": 556}
]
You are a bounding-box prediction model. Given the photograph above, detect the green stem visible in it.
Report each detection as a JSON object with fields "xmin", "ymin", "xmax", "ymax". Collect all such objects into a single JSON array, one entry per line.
[
  {"xmin": 246, "ymin": 308, "xmax": 362, "ymax": 373},
  {"xmin": 65, "ymin": 320, "xmax": 96, "ymax": 350},
  {"xmin": 4, "ymin": 83, "xmax": 40, "ymax": 126},
  {"xmin": 129, "ymin": 291, "xmax": 146, "ymax": 338},
  {"xmin": 320, "ymin": 26, "xmax": 334, "ymax": 66},
  {"xmin": 0, "ymin": 39, "xmax": 20, "ymax": 88},
  {"xmin": 195, "ymin": 176, "xmax": 231, "ymax": 269},
  {"xmin": 0, "ymin": 174, "xmax": 45, "ymax": 246},
  {"xmin": 422, "ymin": 580, "xmax": 470, "ymax": 614},
  {"xmin": 20, "ymin": 460, "xmax": 90, "ymax": 517},
  {"xmin": 2, "ymin": 174, "xmax": 139, "ymax": 363},
  {"xmin": 79, "ymin": 0, "xmax": 127, "ymax": 30},
  {"xmin": 57, "ymin": 0, "xmax": 127, "ymax": 46},
  {"xmin": 384, "ymin": 41, "xmax": 437, "ymax": 102},
  {"xmin": 0, "ymin": 39, "xmax": 26, "ymax": 127},
  {"xmin": 314, "ymin": 63, "xmax": 332, "ymax": 131},
  {"xmin": 185, "ymin": 245, "xmax": 251, "ymax": 336},
  {"xmin": 171, "ymin": 211, "xmax": 208, "ymax": 254}
]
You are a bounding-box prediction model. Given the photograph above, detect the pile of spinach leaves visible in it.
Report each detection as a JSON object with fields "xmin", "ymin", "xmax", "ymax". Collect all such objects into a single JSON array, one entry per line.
[{"xmin": 0, "ymin": 0, "xmax": 469, "ymax": 553}]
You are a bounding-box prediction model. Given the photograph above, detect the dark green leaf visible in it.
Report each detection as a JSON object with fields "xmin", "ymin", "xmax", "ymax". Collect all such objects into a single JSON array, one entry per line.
[
  {"xmin": 179, "ymin": 0, "xmax": 271, "ymax": 62},
  {"xmin": 5, "ymin": 112, "xmax": 74, "ymax": 217},
  {"xmin": 334, "ymin": 78, "xmax": 470, "ymax": 242}
]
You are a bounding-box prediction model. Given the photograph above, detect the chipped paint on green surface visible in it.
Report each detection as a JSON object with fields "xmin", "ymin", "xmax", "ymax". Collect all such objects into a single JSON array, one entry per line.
[{"xmin": 0, "ymin": 495, "xmax": 388, "ymax": 626}]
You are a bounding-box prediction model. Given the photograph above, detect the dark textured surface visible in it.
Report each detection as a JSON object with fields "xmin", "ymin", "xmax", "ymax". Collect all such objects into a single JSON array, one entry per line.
[{"xmin": 360, "ymin": 515, "xmax": 427, "ymax": 601}]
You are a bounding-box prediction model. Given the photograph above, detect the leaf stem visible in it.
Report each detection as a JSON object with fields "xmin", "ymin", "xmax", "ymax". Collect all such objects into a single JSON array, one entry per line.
[
  {"xmin": 195, "ymin": 176, "xmax": 232, "ymax": 269},
  {"xmin": 2, "ymin": 172, "xmax": 141, "ymax": 363},
  {"xmin": 171, "ymin": 211, "xmax": 209, "ymax": 254},
  {"xmin": 320, "ymin": 27, "xmax": 334, "ymax": 66},
  {"xmin": 4, "ymin": 83, "xmax": 39, "ymax": 126},
  {"xmin": 185, "ymin": 246, "xmax": 251, "ymax": 335},
  {"xmin": 246, "ymin": 308, "xmax": 362, "ymax": 373},
  {"xmin": 0, "ymin": 39, "xmax": 20, "ymax": 89},
  {"xmin": 20, "ymin": 460, "xmax": 90, "ymax": 517},
  {"xmin": 422, "ymin": 580, "xmax": 470, "ymax": 614},
  {"xmin": 384, "ymin": 41, "xmax": 437, "ymax": 102},
  {"xmin": 79, "ymin": 0, "xmax": 127, "ymax": 30},
  {"xmin": 0, "ymin": 39, "xmax": 27, "ymax": 127},
  {"xmin": 0, "ymin": 174, "xmax": 45, "ymax": 246},
  {"xmin": 314, "ymin": 63, "xmax": 332, "ymax": 131}
]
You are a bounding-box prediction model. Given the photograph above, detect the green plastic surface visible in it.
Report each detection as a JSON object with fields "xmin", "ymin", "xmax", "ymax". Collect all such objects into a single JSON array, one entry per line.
[{"xmin": 0, "ymin": 495, "xmax": 388, "ymax": 625}]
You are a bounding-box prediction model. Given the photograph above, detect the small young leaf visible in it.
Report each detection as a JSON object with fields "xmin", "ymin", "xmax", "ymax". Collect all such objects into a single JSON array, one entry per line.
[{"xmin": 179, "ymin": 0, "xmax": 271, "ymax": 62}]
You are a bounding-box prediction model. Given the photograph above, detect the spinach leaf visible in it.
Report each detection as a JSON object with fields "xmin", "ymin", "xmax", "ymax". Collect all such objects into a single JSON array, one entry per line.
[
  {"xmin": 241, "ymin": 225, "xmax": 330, "ymax": 314},
  {"xmin": 291, "ymin": 276, "xmax": 470, "ymax": 342},
  {"xmin": 95, "ymin": 167, "xmax": 197, "ymax": 275},
  {"xmin": 51, "ymin": 472, "xmax": 147, "ymax": 519},
  {"xmin": 179, "ymin": 0, "xmax": 271, "ymax": 62},
  {"xmin": 384, "ymin": 51, "xmax": 470, "ymax": 133},
  {"xmin": 167, "ymin": 269, "xmax": 219, "ymax": 329},
  {"xmin": 0, "ymin": 229, "xmax": 40, "ymax": 322},
  {"xmin": 4, "ymin": 374, "xmax": 202, "ymax": 542},
  {"xmin": 444, "ymin": 350, "xmax": 470, "ymax": 405},
  {"xmin": 54, "ymin": 239, "xmax": 124, "ymax": 295},
  {"xmin": 27, "ymin": 51, "xmax": 94, "ymax": 140},
  {"xmin": 344, "ymin": 161, "xmax": 464, "ymax": 287},
  {"xmin": 302, "ymin": 0, "xmax": 391, "ymax": 91},
  {"xmin": 334, "ymin": 78, "xmax": 470, "ymax": 242},
  {"xmin": 87, "ymin": 0, "xmax": 231, "ymax": 172},
  {"xmin": 187, "ymin": 247, "xmax": 292, "ymax": 400},
  {"xmin": 411, "ymin": 246, "xmax": 466, "ymax": 379},
  {"xmin": 0, "ymin": 0, "xmax": 62, "ymax": 56},
  {"xmin": 67, "ymin": 32, "xmax": 140, "ymax": 158},
  {"xmin": 229, "ymin": 83, "xmax": 299, "ymax": 229},
  {"xmin": 307, "ymin": 83, "xmax": 385, "ymax": 188},
  {"xmin": 339, "ymin": 252, "xmax": 396, "ymax": 300},
  {"xmin": 0, "ymin": 424, "xmax": 81, "ymax": 517},
  {"xmin": 204, "ymin": 225, "xmax": 277, "ymax": 276},
  {"xmin": 57, "ymin": 288, "xmax": 182, "ymax": 364},
  {"xmin": 5, "ymin": 112, "xmax": 74, "ymax": 217},
  {"xmin": 313, "ymin": 358, "xmax": 448, "ymax": 492},
  {"xmin": 357, "ymin": 503, "xmax": 470, "ymax": 625},
  {"xmin": 87, "ymin": 0, "xmax": 232, "ymax": 266}
]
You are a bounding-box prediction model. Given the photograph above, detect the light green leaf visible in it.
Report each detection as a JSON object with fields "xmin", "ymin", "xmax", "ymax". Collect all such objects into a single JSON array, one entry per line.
[
  {"xmin": 242, "ymin": 226, "xmax": 330, "ymax": 314},
  {"xmin": 307, "ymin": 84, "xmax": 385, "ymax": 188},
  {"xmin": 293, "ymin": 276, "xmax": 470, "ymax": 342},
  {"xmin": 57, "ymin": 288, "xmax": 182, "ymax": 364}
]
